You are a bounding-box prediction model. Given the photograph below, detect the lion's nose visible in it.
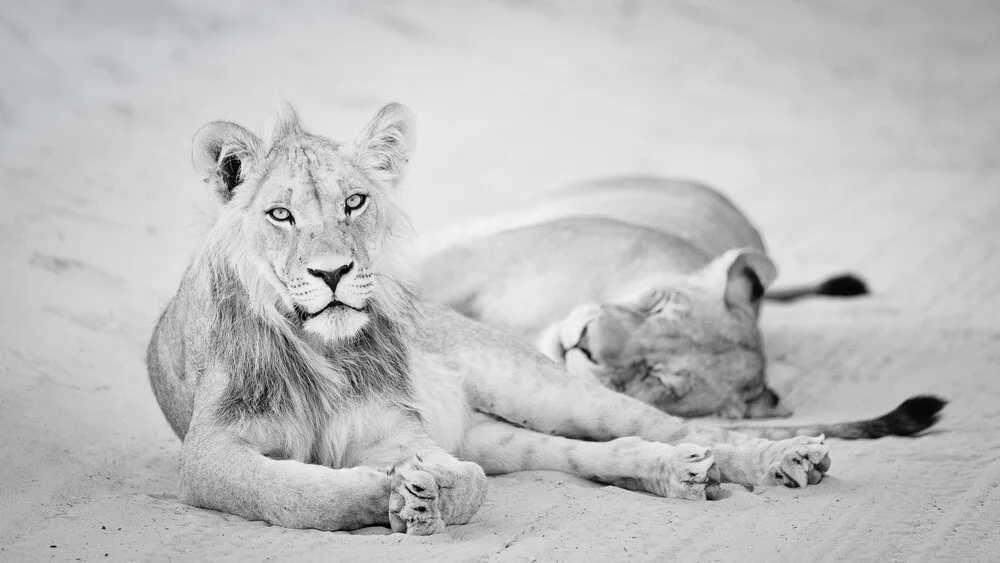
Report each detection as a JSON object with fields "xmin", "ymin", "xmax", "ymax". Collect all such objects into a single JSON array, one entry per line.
[{"xmin": 307, "ymin": 262, "xmax": 353, "ymax": 294}]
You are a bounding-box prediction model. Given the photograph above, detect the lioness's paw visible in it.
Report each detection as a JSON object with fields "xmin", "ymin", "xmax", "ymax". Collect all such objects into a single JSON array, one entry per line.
[
  {"xmin": 647, "ymin": 443, "xmax": 721, "ymax": 501},
  {"xmin": 388, "ymin": 462, "xmax": 445, "ymax": 536},
  {"xmin": 650, "ymin": 367, "xmax": 692, "ymax": 400},
  {"xmin": 765, "ymin": 435, "xmax": 831, "ymax": 488},
  {"xmin": 674, "ymin": 444, "xmax": 723, "ymax": 500},
  {"xmin": 558, "ymin": 303, "xmax": 603, "ymax": 352}
]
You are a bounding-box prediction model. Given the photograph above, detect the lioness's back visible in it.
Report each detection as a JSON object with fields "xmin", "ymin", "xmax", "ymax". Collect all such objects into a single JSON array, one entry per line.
[
  {"xmin": 419, "ymin": 217, "xmax": 707, "ymax": 338},
  {"xmin": 543, "ymin": 176, "xmax": 766, "ymax": 257}
]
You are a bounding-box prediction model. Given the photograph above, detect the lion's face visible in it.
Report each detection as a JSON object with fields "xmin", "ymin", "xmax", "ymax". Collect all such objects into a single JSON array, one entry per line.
[
  {"xmin": 561, "ymin": 253, "xmax": 791, "ymax": 419},
  {"xmin": 240, "ymin": 144, "xmax": 391, "ymax": 338},
  {"xmin": 192, "ymin": 104, "xmax": 415, "ymax": 341}
]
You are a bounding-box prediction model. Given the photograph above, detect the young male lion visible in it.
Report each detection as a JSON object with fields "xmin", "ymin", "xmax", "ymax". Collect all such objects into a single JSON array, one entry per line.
[{"xmin": 148, "ymin": 104, "xmax": 846, "ymax": 535}]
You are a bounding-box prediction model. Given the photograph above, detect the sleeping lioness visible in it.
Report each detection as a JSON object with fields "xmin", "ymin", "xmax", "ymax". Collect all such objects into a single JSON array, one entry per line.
[{"xmin": 417, "ymin": 176, "xmax": 881, "ymax": 422}]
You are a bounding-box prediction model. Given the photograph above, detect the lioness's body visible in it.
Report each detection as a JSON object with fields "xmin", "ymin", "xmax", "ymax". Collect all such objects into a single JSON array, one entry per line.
[
  {"xmin": 518, "ymin": 176, "xmax": 766, "ymax": 257},
  {"xmin": 418, "ymin": 177, "xmax": 878, "ymax": 420},
  {"xmin": 419, "ymin": 177, "xmax": 764, "ymax": 340},
  {"xmin": 418, "ymin": 177, "xmax": 784, "ymax": 419}
]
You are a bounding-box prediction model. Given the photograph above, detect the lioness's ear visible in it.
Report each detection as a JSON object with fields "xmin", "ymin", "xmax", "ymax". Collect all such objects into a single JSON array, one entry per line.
[
  {"xmin": 699, "ymin": 248, "xmax": 778, "ymax": 309},
  {"xmin": 352, "ymin": 103, "xmax": 415, "ymax": 188},
  {"xmin": 192, "ymin": 121, "xmax": 262, "ymax": 202}
]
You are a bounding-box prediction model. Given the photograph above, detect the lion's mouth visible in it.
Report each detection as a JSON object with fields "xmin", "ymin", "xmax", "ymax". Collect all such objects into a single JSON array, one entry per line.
[{"xmin": 298, "ymin": 300, "xmax": 368, "ymax": 320}]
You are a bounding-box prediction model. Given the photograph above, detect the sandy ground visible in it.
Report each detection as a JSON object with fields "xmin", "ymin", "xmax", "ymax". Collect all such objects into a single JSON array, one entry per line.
[{"xmin": 2, "ymin": 0, "xmax": 999, "ymax": 560}]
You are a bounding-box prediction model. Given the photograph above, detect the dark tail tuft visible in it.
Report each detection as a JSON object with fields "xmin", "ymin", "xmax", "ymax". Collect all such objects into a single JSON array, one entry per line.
[
  {"xmin": 831, "ymin": 394, "xmax": 947, "ymax": 439},
  {"xmin": 879, "ymin": 394, "xmax": 948, "ymax": 436},
  {"xmin": 724, "ymin": 395, "xmax": 947, "ymax": 440},
  {"xmin": 814, "ymin": 274, "xmax": 870, "ymax": 297}
]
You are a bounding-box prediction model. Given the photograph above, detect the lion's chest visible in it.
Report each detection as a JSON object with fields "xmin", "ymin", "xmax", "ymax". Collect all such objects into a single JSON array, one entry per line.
[
  {"xmin": 309, "ymin": 402, "xmax": 418, "ymax": 468},
  {"xmin": 272, "ymin": 377, "xmax": 471, "ymax": 469}
]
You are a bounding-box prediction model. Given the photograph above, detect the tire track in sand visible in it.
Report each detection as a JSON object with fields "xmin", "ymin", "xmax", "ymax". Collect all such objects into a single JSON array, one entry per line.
[
  {"xmin": 914, "ymin": 454, "xmax": 1000, "ymax": 561},
  {"xmin": 808, "ymin": 446, "xmax": 988, "ymax": 562}
]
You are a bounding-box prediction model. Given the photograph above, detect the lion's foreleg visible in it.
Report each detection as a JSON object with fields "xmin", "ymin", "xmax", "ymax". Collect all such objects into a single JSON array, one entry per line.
[
  {"xmin": 180, "ymin": 429, "xmax": 392, "ymax": 531},
  {"xmin": 459, "ymin": 414, "xmax": 721, "ymax": 500}
]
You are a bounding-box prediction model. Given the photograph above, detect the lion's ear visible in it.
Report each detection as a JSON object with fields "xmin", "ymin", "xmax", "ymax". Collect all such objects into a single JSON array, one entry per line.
[
  {"xmin": 352, "ymin": 103, "xmax": 415, "ymax": 188},
  {"xmin": 699, "ymin": 248, "xmax": 778, "ymax": 310},
  {"xmin": 192, "ymin": 121, "xmax": 262, "ymax": 202}
]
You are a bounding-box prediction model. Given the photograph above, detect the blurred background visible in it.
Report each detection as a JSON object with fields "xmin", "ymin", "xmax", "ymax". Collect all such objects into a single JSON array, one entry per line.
[{"xmin": 2, "ymin": 1, "xmax": 998, "ymax": 560}]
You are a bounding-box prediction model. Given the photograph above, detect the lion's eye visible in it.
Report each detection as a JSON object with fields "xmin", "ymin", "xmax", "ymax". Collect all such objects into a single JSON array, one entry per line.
[
  {"xmin": 267, "ymin": 207, "xmax": 293, "ymax": 223},
  {"xmin": 345, "ymin": 194, "xmax": 368, "ymax": 213}
]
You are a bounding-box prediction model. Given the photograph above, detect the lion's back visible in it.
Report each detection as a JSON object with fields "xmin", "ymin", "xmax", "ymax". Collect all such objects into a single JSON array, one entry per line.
[{"xmin": 147, "ymin": 275, "xmax": 206, "ymax": 439}]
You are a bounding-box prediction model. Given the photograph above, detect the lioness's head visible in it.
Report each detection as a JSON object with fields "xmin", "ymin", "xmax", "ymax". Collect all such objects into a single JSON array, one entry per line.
[
  {"xmin": 193, "ymin": 103, "xmax": 415, "ymax": 342},
  {"xmin": 561, "ymin": 249, "xmax": 792, "ymax": 419}
]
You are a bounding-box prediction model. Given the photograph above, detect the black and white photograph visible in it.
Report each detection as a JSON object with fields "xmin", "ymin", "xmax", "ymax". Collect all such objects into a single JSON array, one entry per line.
[{"xmin": 1, "ymin": 1, "xmax": 997, "ymax": 560}]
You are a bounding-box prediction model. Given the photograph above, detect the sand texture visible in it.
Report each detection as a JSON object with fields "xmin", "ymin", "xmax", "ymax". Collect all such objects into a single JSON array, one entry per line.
[{"xmin": 2, "ymin": 1, "xmax": 999, "ymax": 561}]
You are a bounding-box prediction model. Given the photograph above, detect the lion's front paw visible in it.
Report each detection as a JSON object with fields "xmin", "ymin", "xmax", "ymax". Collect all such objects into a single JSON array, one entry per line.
[
  {"xmin": 764, "ymin": 435, "xmax": 831, "ymax": 488},
  {"xmin": 388, "ymin": 462, "xmax": 445, "ymax": 536},
  {"xmin": 388, "ymin": 457, "xmax": 487, "ymax": 535}
]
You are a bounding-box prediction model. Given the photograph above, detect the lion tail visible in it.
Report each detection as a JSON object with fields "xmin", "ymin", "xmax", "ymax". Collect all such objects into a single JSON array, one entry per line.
[
  {"xmin": 765, "ymin": 273, "xmax": 870, "ymax": 303},
  {"xmin": 721, "ymin": 395, "xmax": 947, "ymax": 440}
]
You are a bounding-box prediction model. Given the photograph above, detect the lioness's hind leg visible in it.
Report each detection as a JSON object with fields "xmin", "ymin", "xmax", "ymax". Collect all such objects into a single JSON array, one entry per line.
[
  {"xmin": 388, "ymin": 453, "xmax": 487, "ymax": 535},
  {"xmin": 460, "ymin": 414, "xmax": 721, "ymax": 500}
]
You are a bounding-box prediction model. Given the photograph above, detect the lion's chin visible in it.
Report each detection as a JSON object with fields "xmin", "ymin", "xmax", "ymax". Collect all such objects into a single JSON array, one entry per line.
[{"xmin": 301, "ymin": 306, "xmax": 369, "ymax": 342}]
